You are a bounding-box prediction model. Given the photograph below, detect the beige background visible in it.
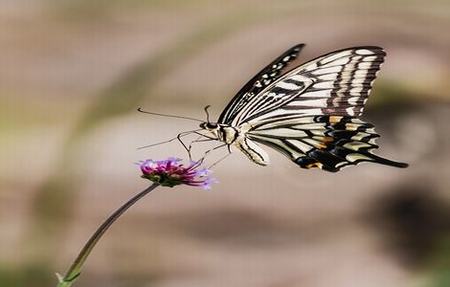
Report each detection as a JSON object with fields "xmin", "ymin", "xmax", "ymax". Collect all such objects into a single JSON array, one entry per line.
[{"xmin": 1, "ymin": 1, "xmax": 449, "ymax": 287}]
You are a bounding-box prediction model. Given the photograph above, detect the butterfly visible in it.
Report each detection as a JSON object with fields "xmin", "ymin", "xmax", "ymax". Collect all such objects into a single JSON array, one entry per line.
[{"xmin": 197, "ymin": 44, "xmax": 408, "ymax": 172}]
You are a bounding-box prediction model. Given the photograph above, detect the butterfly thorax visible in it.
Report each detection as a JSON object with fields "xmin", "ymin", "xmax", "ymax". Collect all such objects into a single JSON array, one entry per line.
[{"xmin": 200, "ymin": 122, "xmax": 241, "ymax": 145}]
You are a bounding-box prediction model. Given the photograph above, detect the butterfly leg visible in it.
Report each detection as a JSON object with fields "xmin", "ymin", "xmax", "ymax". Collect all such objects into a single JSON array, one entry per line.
[
  {"xmin": 193, "ymin": 131, "xmax": 218, "ymax": 140},
  {"xmin": 185, "ymin": 131, "xmax": 219, "ymax": 160},
  {"xmin": 137, "ymin": 130, "xmax": 199, "ymax": 150},
  {"xmin": 187, "ymin": 135, "xmax": 202, "ymax": 161},
  {"xmin": 188, "ymin": 137, "xmax": 216, "ymax": 150},
  {"xmin": 188, "ymin": 136, "xmax": 216, "ymax": 161},
  {"xmin": 208, "ymin": 152, "xmax": 232, "ymax": 169},
  {"xmin": 199, "ymin": 143, "xmax": 228, "ymax": 163},
  {"xmin": 206, "ymin": 144, "xmax": 233, "ymax": 169},
  {"xmin": 176, "ymin": 132, "xmax": 192, "ymax": 159}
]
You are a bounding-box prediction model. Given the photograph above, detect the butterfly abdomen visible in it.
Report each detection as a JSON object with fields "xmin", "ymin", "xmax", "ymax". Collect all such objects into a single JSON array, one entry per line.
[{"xmin": 235, "ymin": 137, "xmax": 270, "ymax": 166}]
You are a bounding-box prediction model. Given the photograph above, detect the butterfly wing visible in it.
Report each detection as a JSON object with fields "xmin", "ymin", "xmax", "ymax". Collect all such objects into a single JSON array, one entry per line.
[
  {"xmin": 224, "ymin": 46, "xmax": 407, "ymax": 170},
  {"xmin": 245, "ymin": 115, "xmax": 407, "ymax": 172},
  {"xmin": 218, "ymin": 44, "xmax": 305, "ymax": 124}
]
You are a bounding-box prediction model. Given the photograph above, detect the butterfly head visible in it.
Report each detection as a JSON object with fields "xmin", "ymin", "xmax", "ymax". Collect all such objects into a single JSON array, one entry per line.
[
  {"xmin": 199, "ymin": 122, "xmax": 218, "ymax": 130},
  {"xmin": 199, "ymin": 122, "xmax": 221, "ymax": 140}
]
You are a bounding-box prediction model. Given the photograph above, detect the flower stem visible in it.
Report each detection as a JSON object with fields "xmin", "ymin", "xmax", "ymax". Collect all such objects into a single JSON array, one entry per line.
[{"xmin": 56, "ymin": 183, "xmax": 160, "ymax": 287}]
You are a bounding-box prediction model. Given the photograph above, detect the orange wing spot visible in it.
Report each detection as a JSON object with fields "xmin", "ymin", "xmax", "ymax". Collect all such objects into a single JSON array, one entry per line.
[
  {"xmin": 322, "ymin": 136, "xmax": 334, "ymax": 143},
  {"xmin": 329, "ymin": 116, "xmax": 343, "ymax": 124},
  {"xmin": 312, "ymin": 136, "xmax": 334, "ymax": 149},
  {"xmin": 345, "ymin": 123, "xmax": 360, "ymax": 131},
  {"xmin": 318, "ymin": 144, "xmax": 327, "ymax": 149},
  {"xmin": 306, "ymin": 162, "xmax": 323, "ymax": 169}
]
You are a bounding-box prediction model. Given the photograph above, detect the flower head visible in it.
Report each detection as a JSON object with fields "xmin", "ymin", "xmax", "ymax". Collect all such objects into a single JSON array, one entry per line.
[{"xmin": 139, "ymin": 157, "xmax": 217, "ymax": 189}]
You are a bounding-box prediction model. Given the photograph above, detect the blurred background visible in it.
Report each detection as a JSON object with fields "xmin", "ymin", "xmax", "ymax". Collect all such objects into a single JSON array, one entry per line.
[{"xmin": 1, "ymin": 1, "xmax": 449, "ymax": 286}]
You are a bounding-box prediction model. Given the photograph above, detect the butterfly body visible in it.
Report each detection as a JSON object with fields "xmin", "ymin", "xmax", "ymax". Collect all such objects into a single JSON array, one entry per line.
[
  {"xmin": 200, "ymin": 122, "xmax": 237, "ymax": 144},
  {"xmin": 199, "ymin": 44, "xmax": 408, "ymax": 172},
  {"xmin": 200, "ymin": 121, "xmax": 270, "ymax": 165}
]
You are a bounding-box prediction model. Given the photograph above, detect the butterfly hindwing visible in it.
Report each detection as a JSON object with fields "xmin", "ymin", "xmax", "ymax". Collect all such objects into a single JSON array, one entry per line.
[{"xmin": 245, "ymin": 115, "xmax": 407, "ymax": 172}]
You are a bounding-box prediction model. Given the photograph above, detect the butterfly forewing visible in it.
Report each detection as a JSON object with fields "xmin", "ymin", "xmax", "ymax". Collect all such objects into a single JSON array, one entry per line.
[
  {"xmin": 286, "ymin": 47, "xmax": 386, "ymax": 117},
  {"xmin": 218, "ymin": 44, "xmax": 305, "ymax": 124},
  {"xmin": 238, "ymin": 47, "xmax": 386, "ymax": 126}
]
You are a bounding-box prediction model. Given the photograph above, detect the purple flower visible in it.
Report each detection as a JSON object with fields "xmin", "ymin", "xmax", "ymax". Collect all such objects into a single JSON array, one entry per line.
[{"xmin": 138, "ymin": 158, "xmax": 217, "ymax": 189}]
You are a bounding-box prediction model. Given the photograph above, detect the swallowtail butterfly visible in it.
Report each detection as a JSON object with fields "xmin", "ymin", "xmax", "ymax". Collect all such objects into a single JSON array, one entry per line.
[{"xmin": 199, "ymin": 44, "xmax": 408, "ymax": 172}]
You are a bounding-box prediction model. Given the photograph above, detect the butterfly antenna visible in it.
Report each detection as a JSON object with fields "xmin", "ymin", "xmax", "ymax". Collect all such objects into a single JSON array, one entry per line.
[
  {"xmin": 137, "ymin": 129, "xmax": 201, "ymax": 149},
  {"xmin": 137, "ymin": 107, "xmax": 203, "ymax": 122},
  {"xmin": 204, "ymin": 105, "xmax": 211, "ymax": 123},
  {"xmin": 137, "ymin": 137, "xmax": 178, "ymax": 149}
]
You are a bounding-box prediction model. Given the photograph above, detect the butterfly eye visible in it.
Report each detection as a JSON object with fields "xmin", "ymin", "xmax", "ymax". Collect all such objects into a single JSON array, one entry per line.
[{"xmin": 206, "ymin": 122, "xmax": 218, "ymax": 129}]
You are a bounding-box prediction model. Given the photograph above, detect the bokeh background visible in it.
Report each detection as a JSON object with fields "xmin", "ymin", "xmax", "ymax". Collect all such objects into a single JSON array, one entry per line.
[{"xmin": 1, "ymin": 1, "xmax": 449, "ymax": 286}]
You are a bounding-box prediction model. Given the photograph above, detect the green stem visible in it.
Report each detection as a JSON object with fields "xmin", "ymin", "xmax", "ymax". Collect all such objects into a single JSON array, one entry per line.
[{"xmin": 56, "ymin": 183, "xmax": 160, "ymax": 287}]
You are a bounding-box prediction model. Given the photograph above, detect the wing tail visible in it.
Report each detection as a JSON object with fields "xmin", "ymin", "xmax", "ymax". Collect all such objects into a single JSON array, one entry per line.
[{"xmin": 363, "ymin": 153, "xmax": 409, "ymax": 168}]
